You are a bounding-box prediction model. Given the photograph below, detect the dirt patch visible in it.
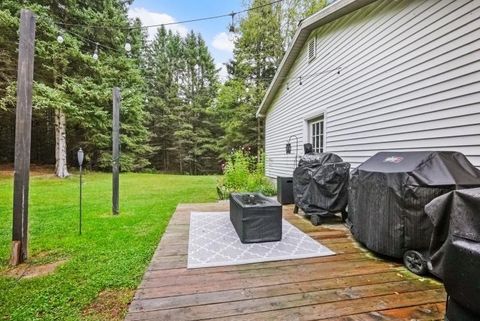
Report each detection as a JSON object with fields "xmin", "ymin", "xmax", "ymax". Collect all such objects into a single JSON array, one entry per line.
[
  {"xmin": 83, "ymin": 289, "xmax": 135, "ymax": 321},
  {"xmin": 0, "ymin": 164, "xmax": 55, "ymax": 178},
  {"xmin": 3, "ymin": 259, "xmax": 67, "ymax": 279}
]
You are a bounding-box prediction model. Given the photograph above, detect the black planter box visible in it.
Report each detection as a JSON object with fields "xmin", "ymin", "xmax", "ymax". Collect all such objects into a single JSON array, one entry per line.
[
  {"xmin": 230, "ymin": 193, "xmax": 282, "ymax": 243},
  {"xmin": 277, "ymin": 176, "xmax": 294, "ymax": 205}
]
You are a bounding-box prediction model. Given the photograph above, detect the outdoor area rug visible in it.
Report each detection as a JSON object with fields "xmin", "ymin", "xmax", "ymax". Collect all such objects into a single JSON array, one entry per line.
[{"xmin": 188, "ymin": 211, "xmax": 335, "ymax": 269}]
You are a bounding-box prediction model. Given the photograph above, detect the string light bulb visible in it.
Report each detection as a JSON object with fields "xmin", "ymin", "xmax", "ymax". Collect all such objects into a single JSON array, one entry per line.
[
  {"xmin": 298, "ymin": 76, "xmax": 302, "ymax": 85},
  {"xmin": 124, "ymin": 36, "xmax": 132, "ymax": 52},
  {"xmin": 57, "ymin": 34, "xmax": 64, "ymax": 44},
  {"xmin": 92, "ymin": 43, "xmax": 99, "ymax": 60}
]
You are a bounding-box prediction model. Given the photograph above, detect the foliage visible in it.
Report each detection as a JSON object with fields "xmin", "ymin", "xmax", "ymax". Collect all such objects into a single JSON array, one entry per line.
[
  {"xmin": 217, "ymin": 151, "xmax": 275, "ymax": 199},
  {"xmin": 0, "ymin": 0, "xmax": 151, "ymax": 171},
  {"xmin": 0, "ymin": 172, "xmax": 217, "ymax": 320},
  {"xmin": 280, "ymin": 0, "xmax": 327, "ymax": 48},
  {"xmin": 216, "ymin": 0, "xmax": 326, "ymax": 158},
  {"xmin": 0, "ymin": 0, "xmax": 327, "ymax": 173},
  {"xmin": 145, "ymin": 27, "xmax": 221, "ymax": 174}
]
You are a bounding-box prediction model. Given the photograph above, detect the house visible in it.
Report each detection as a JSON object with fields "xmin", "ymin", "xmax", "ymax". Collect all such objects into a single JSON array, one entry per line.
[{"xmin": 257, "ymin": 0, "xmax": 480, "ymax": 180}]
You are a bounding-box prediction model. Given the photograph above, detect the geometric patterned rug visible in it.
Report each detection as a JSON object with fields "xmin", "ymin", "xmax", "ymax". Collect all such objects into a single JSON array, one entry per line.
[{"xmin": 188, "ymin": 212, "xmax": 335, "ymax": 269}]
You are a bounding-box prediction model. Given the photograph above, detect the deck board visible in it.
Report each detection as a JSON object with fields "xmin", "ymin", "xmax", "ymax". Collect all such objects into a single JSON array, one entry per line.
[{"xmin": 126, "ymin": 203, "xmax": 446, "ymax": 321}]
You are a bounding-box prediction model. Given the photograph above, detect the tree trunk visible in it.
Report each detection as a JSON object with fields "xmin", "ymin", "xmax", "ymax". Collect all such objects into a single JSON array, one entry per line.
[
  {"xmin": 257, "ymin": 117, "xmax": 264, "ymax": 158},
  {"xmin": 54, "ymin": 109, "xmax": 69, "ymax": 178},
  {"xmin": 179, "ymin": 150, "xmax": 183, "ymax": 174}
]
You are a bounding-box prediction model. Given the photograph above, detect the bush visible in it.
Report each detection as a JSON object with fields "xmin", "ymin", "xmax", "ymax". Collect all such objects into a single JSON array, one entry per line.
[{"xmin": 217, "ymin": 151, "xmax": 276, "ymax": 199}]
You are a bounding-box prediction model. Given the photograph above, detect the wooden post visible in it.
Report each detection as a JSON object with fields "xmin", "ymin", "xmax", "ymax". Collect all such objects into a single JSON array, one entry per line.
[
  {"xmin": 112, "ymin": 87, "xmax": 120, "ymax": 215},
  {"xmin": 11, "ymin": 9, "xmax": 36, "ymax": 266}
]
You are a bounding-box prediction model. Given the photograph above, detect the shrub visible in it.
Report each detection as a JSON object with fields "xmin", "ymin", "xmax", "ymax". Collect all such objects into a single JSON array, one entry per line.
[{"xmin": 217, "ymin": 151, "xmax": 276, "ymax": 199}]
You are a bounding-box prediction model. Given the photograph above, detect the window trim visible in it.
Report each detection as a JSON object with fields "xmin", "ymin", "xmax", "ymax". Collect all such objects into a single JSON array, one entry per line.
[
  {"xmin": 308, "ymin": 116, "xmax": 324, "ymax": 153},
  {"xmin": 303, "ymin": 110, "xmax": 326, "ymax": 153}
]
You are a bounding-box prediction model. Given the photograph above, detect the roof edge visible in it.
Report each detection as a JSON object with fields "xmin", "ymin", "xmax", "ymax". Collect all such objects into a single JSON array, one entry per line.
[{"xmin": 256, "ymin": 0, "xmax": 378, "ymax": 117}]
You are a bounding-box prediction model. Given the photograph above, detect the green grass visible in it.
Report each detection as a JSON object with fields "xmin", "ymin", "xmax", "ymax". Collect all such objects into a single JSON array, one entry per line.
[{"xmin": 0, "ymin": 172, "xmax": 218, "ymax": 321}]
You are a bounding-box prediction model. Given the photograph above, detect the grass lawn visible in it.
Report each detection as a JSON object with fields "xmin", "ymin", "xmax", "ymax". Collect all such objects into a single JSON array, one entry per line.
[{"xmin": 0, "ymin": 171, "xmax": 218, "ymax": 321}]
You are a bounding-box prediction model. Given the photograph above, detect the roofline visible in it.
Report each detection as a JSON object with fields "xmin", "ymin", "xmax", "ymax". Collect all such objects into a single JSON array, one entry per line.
[{"xmin": 256, "ymin": 0, "xmax": 379, "ymax": 117}]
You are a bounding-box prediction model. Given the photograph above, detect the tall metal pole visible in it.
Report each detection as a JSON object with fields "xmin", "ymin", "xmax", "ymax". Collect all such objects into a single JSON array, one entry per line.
[
  {"xmin": 11, "ymin": 9, "xmax": 36, "ymax": 266},
  {"xmin": 78, "ymin": 148, "xmax": 84, "ymax": 235},
  {"xmin": 112, "ymin": 87, "xmax": 120, "ymax": 215},
  {"xmin": 79, "ymin": 165, "xmax": 82, "ymax": 235}
]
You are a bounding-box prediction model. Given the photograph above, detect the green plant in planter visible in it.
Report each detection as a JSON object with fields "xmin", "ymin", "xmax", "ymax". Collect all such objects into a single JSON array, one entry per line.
[{"xmin": 217, "ymin": 151, "xmax": 276, "ymax": 199}]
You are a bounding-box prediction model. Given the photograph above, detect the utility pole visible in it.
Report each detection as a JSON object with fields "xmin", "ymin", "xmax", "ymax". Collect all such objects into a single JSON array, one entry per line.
[
  {"xmin": 112, "ymin": 87, "xmax": 120, "ymax": 215},
  {"xmin": 11, "ymin": 9, "xmax": 36, "ymax": 266}
]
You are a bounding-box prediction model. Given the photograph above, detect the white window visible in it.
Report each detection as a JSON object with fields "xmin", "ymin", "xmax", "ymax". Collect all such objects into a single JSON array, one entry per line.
[
  {"xmin": 308, "ymin": 36, "xmax": 316, "ymax": 61},
  {"xmin": 309, "ymin": 116, "xmax": 324, "ymax": 153}
]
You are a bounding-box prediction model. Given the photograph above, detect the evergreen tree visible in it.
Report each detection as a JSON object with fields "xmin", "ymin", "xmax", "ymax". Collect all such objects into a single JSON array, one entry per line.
[
  {"xmin": 175, "ymin": 31, "xmax": 220, "ymax": 174},
  {"xmin": 145, "ymin": 26, "xmax": 183, "ymax": 171},
  {"xmin": 144, "ymin": 29, "xmax": 220, "ymax": 174},
  {"xmin": 0, "ymin": 0, "xmax": 151, "ymax": 172},
  {"xmin": 218, "ymin": 0, "xmax": 284, "ymax": 157},
  {"xmin": 216, "ymin": 0, "xmax": 326, "ymax": 158}
]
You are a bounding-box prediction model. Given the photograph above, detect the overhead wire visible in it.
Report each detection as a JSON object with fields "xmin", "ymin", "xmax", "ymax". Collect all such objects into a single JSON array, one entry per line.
[
  {"xmin": 44, "ymin": 0, "xmax": 285, "ymax": 59},
  {"xmin": 55, "ymin": 0, "xmax": 285, "ymax": 30},
  {"xmin": 65, "ymin": 29, "xmax": 122, "ymax": 53},
  {"xmin": 30, "ymin": 0, "xmax": 346, "ymax": 86}
]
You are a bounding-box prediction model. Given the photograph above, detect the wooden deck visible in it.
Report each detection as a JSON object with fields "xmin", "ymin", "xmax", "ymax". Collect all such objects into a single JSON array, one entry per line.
[{"xmin": 125, "ymin": 202, "xmax": 446, "ymax": 321}]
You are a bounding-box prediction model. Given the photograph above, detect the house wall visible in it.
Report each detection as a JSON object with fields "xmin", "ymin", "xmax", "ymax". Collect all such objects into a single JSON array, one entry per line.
[{"xmin": 264, "ymin": 0, "xmax": 480, "ymax": 179}]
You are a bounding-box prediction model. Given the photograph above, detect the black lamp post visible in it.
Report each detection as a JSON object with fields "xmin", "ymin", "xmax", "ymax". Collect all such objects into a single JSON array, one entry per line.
[
  {"xmin": 77, "ymin": 148, "xmax": 84, "ymax": 235},
  {"xmin": 286, "ymin": 135, "xmax": 299, "ymax": 167}
]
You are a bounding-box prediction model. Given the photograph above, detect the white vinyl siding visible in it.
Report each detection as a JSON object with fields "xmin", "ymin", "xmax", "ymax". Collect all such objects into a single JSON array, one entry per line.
[{"xmin": 264, "ymin": 0, "xmax": 480, "ymax": 179}]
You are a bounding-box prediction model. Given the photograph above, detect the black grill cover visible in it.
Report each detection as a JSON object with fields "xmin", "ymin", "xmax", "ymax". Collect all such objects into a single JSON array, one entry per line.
[
  {"xmin": 425, "ymin": 188, "xmax": 480, "ymax": 319},
  {"xmin": 348, "ymin": 151, "xmax": 480, "ymax": 258},
  {"xmin": 293, "ymin": 152, "xmax": 350, "ymax": 215}
]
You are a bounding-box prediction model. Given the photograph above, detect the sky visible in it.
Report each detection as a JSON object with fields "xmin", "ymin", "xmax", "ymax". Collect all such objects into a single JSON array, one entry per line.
[{"xmin": 128, "ymin": 0, "xmax": 245, "ymax": 79}]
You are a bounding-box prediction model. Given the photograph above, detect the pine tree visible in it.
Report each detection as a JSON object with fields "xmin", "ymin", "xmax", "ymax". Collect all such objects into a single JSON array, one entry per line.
[
  {"xmin": 175, "ymin": 31, "xmax": 219, "ymax": 174},
  {"xmin": 144, "ymin": 29, "xmax": 220, "ymax": 174},
  {"xmin": 0, "ymin": 0, "xmax": 152, "ymax": 172},
  {"xmin": 218, "ymin": 0, "xmax": 284, "ymax": 158},
  {"xmin": 216, "ymin": 0, "xmax": 326, "ymax": 158},
  {"xmin": 145, "ymin": 26, "xmax": 183, "ymax": 171}
]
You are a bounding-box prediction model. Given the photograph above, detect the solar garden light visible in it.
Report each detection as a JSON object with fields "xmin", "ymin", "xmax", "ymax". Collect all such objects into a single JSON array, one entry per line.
[{"xmin": 77, "ymin": 148, "xmax": 84, "ymax": 235}]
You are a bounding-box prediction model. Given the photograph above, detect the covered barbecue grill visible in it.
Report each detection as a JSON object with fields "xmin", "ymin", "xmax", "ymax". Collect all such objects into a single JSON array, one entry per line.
[
  {"xmin": 425, "ymin": 188, "xmax": 480, "ymax": 321},
  {"xmin": 348, "ymin": 151, "xmax": 480, "ymax": 274},
  {"xmin": 293, "ymin": 151, "xmax": 350, "ymax": 226}
]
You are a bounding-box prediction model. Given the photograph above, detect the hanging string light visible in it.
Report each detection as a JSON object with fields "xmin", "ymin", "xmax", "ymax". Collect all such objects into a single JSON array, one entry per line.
[
  {"xmin": 50, "ymin": 0, "xmax": 287, "ymax": 62},
  {"xmin": 228, "ymin": 12, "xmax": 237, "ymax": 41},
  {"xmin": 228, "ymin": 12, "xmax": 236, "ymax": 33},
  {"xmin": 92, "ymin": 42, "xmax": 99, "ymax": 60},
  {"xmin": 55, "ymin": 0, "xmax": 284, "ymax": 31},
  {"xmin": 45, "ymin": 1, "xmax": 349, "ymax": 81}
]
